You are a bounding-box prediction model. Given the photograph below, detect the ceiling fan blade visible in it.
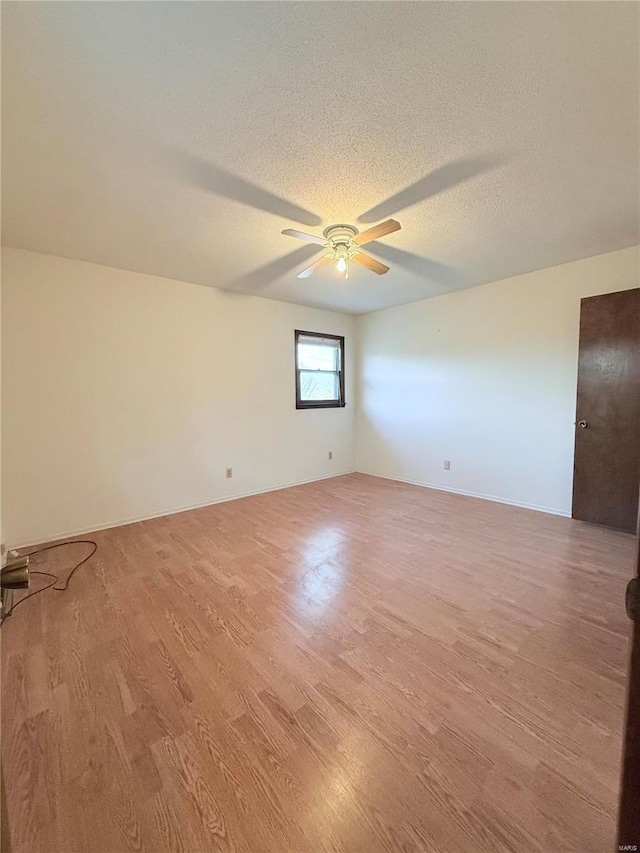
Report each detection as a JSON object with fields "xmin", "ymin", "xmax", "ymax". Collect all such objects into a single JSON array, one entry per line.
[
  {"xmin": 352, "ymin": 219, "xmax": 401, "ymax": 246},
  {"xmin": 297, "ymin": 255, "xmax": 332, "ymax": 279},
  {"xmin": 282, "ymin": 228, "xmax": 327, "ymax": 246},
  {"xmin": 352, "ymin": 252, "xmax": 390, "ymax": 275}
]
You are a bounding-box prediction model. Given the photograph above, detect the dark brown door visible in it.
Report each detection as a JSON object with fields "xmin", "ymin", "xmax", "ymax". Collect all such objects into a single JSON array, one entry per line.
[
  {"xmin": 617, "ymin": 489, "xmax": 640, "ymax": 850},
  {"xmin": 572, "ymin": 288, "xmax": 640, "ymax": 533}
]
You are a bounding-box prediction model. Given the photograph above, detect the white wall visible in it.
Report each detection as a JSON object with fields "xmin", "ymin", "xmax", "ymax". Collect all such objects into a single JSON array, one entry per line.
[
  {"xmin": 4, "ymin": 245, "xmax": 638, "ymax": 547},
  {"xmin": 356, "ymin": 246, "xmax": 639, "ymax": 516},
  {"xmin": 2, "ymin": 248, "xmax": 355, "ymax": 547}
]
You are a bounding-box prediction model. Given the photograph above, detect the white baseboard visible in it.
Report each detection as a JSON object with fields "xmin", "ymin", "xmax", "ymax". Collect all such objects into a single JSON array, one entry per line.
[
  {"xmin": 12, "ymin": 468, "xmax": 570, "ymax": 550},
  {"xmin": 356, "ymin": 470, "xmax": 571, "ymax": 518},
  {"xmin": 10, "ymin": 470, "xmax": 357, "ymax": 550}
]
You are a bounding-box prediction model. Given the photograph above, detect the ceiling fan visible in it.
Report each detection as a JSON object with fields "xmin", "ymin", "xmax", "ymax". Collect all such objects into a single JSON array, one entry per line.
[{"xmin": 281, "ymin": 218, "xmax": 401, "ymax": 279}]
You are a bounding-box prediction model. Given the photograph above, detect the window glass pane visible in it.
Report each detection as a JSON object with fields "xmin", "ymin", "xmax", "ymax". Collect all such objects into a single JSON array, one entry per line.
[
  {"xmin": 299, "ymin": 370, "xmax": 339, "ymax": 401},
  {"xmin": 298, "ymin": 343, "xmax": 338, "ymax": 371}
]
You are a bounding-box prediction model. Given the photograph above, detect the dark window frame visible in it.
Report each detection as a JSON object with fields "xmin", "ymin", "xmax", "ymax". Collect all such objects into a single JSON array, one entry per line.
[{"xmin": 295, "ymin": 329, "xmax": 346, "ymax": 410}]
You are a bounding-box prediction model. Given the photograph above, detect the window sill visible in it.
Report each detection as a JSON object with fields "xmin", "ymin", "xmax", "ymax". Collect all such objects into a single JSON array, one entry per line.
[{"xmin": 296, "ymin": 401, "xmax": 347, "ymax": 410}]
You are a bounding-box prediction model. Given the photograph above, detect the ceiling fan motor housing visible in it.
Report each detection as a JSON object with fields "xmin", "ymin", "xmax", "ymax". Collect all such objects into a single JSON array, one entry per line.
[{"xmin": 323, "ymin": 224, "xmax": 359, "ymax": 250}]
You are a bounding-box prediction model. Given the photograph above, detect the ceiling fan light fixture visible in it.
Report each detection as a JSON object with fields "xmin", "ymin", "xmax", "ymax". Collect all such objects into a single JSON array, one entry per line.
[{"xmin": 336, "ymin": 257, "xmax": 347, "ymax": 273}]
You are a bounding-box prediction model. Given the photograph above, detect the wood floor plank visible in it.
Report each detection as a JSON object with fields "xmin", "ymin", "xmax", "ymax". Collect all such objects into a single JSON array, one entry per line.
[{"xmin": 1, "ymin": 473, "xmax": 634, "ymax": 852}]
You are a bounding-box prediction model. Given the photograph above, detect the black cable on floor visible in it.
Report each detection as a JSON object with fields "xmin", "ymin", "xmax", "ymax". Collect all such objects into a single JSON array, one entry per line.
[{"xmin": 1, "ymin": 540, "xmax": 98, "ymax": 622}]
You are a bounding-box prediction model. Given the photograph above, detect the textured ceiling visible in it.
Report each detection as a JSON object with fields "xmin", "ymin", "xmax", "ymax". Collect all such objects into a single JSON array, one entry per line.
[{"xmin": 2, "ymin": 2, "xmax": 639, "ymax": 314}]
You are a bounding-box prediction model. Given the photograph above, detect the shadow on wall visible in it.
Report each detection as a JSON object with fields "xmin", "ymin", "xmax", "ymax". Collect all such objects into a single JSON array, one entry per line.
[{"xmin": 356, "ymin": 405, "xmax": 406, "ymax": 479}]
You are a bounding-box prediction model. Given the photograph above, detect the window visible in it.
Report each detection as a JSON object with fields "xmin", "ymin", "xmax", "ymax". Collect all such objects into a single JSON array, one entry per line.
[{"xmin": 295, "ymin": 330, "xmax": 345, "ymax": 409}]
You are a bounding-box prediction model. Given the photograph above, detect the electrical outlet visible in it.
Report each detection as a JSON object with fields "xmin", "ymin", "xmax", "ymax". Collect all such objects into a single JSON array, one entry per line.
[
  {"xmin": 225, "ymin": 468, "xmax": 233, "ymax": 478},
  {"xmin": 328, "ymin": 451, "xmax": 333, "ymax": 460},
  {"xmin": 444, "ymin": 460, "xmax": 451, "ymax": 470}
]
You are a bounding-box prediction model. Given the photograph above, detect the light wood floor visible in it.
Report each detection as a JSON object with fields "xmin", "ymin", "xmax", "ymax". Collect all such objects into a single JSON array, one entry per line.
[{"xmin": 1, "ymin": 474, "xmax": 635, "ymax": 853}]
